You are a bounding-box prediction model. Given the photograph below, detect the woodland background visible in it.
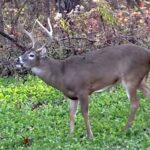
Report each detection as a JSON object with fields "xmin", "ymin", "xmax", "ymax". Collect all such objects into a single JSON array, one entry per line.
[{"xmin": 0, "ymin": 0, "xmax": 150, "ymax": 76}]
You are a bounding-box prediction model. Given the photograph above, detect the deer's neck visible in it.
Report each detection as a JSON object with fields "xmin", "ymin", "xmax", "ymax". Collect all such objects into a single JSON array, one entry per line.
[{"xmin": 31, "ymin": 57, "xmax": 64, "ymax": 90}]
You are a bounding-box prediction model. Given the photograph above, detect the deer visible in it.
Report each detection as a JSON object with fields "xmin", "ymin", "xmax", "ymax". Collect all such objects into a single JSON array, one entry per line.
[{"xmin": 15, "ymin": 18, "xmax": 150, "ymax": 139}]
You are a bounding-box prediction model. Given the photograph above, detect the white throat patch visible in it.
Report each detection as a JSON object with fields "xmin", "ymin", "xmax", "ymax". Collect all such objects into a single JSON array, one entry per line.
[{"xmin": 31, "ymin": 67, "xmax": 43, "ymax": 75}]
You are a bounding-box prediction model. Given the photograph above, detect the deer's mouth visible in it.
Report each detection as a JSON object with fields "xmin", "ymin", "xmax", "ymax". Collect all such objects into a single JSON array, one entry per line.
[
  {"xmin": 15, "ymin": 57, "xmax": 25, "ymax": 68},
  {"xmin": 16, "ymin": 64, "xmax": 23, "ymax": 68}
]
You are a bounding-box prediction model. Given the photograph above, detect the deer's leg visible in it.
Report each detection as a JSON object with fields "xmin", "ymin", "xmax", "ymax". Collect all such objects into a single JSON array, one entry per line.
[
  {"xmin": 79, "ymin": 93, "xmax": 93, "ymax": 138},
  {"xmin": 122, "ymin": 81, "xmax": 140, "ymax": 129},
  {"xmin": 139, "ymin": 75, "xmax": 150, "ymax": 100},
  {"xmin": 69, "ymin": 100, "xmax": 78, "ymax": 135}
]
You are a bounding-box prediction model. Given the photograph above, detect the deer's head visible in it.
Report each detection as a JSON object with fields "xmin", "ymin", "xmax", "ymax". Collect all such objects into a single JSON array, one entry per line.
[
  {"xmin": 15, "ymin": 18, "xmax": 53, "ymax": 69},
  {"xmin": 16, "ymin": 48, "xmax": 47, "ymax": 69}
]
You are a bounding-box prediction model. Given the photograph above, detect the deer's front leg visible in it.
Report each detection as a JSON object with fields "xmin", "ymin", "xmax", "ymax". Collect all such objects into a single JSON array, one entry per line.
[
  {"xmin": 79, "ymin": 93, "xmax": 93, "ymax": 139},
  {"xmin": 69, "ymin": 100, "xmax": 78, "ymax": 135}
]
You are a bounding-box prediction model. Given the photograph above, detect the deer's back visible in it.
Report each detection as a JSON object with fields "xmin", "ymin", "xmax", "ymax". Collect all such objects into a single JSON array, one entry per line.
[
  {"xmin": 62, "ymin": 44, "xmax": 150, "ymax": 84},
  {"xmin": 64, "ymin": 44, "xmax": 150, "ymax": 70}
]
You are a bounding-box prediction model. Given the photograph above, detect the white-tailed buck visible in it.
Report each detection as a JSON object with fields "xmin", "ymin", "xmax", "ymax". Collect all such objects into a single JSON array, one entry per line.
[{"xmin": 16, "ymin": 18, "xmax": 150, "ymax": 138}]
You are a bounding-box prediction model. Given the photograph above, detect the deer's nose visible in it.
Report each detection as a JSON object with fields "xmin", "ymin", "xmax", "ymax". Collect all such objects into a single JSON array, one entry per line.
[{"xmin": 15, "ymin": 58, "xmax": 20, "ymax": 64}]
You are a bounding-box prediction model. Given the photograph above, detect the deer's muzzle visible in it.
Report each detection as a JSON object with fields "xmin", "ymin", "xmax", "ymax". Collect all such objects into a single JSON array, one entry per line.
[{"xmin": 15, "ymin": 57, "xmax": 24, "ymax": 68}]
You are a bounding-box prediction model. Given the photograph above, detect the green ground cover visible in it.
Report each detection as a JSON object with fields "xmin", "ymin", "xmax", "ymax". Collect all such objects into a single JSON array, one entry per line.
[{"xmin": 0, "ymin": 76, "xmax": 149, "ymax": 150}]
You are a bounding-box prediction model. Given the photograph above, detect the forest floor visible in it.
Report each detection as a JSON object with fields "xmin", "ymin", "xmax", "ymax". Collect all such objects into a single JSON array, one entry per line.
[{"xmin": 0, "ymin": 76, "xmax": 149, "ymax": 149}]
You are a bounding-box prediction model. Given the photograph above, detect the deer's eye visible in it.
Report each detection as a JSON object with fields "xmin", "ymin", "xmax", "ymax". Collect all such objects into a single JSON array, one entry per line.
[{"xmin": 29, "ymin": 54, "xmax": 35, "ymax": 58}]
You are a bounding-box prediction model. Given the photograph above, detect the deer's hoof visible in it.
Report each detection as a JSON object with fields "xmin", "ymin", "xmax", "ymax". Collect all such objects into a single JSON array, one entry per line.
[{"xmin": 87, "ymin": 133, "xmax": 94, "ymax": 139}]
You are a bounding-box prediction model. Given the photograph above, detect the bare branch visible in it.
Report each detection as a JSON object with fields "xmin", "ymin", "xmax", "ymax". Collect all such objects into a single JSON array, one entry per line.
[{"xmin": 0, "ymin": 30, "xmax": 26, "ymax": 50}]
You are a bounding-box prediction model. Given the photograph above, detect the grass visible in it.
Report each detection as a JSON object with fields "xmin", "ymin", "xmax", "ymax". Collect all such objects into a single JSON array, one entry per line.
[{"xmin": 0, "ymin": 75, "xmax": 150, "ymax": 150}]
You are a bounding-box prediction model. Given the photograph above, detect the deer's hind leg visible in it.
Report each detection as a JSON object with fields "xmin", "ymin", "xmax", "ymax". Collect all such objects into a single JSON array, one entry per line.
[{"xmin": 122, "ymin": 79, "xmax": 140, "ymax": 129}]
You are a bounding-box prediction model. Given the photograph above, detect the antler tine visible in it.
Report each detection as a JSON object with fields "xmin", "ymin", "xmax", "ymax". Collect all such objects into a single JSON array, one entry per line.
[
  {"xmin": 23, "ymin": 29, "xmax": 35, "ymax": 49},
  {"xmin": 36, "ymin": 17, "xmax": 53, "ymax": 40},
  {"xmin": 19, "ymin": 20, "xmax": 36, "ymax": 49},
  {"xmin": 47, "ymin": 18, "xmax": 53, "ymax": 37},
  {"xmin": 36, "ymin": 43, "xmax": 47, "ymax": 52}
]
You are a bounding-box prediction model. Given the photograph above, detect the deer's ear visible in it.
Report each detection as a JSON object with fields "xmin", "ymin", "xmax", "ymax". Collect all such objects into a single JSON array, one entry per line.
[{"xmin": 37, "ymin": 47, "xmax": 47, "ymax": 57}]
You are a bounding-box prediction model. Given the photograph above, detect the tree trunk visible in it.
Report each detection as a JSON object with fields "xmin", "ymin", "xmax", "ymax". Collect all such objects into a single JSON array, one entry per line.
[{"xmin": 0, "ymin": 1, "xmax": 5, "ymax": 44}]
